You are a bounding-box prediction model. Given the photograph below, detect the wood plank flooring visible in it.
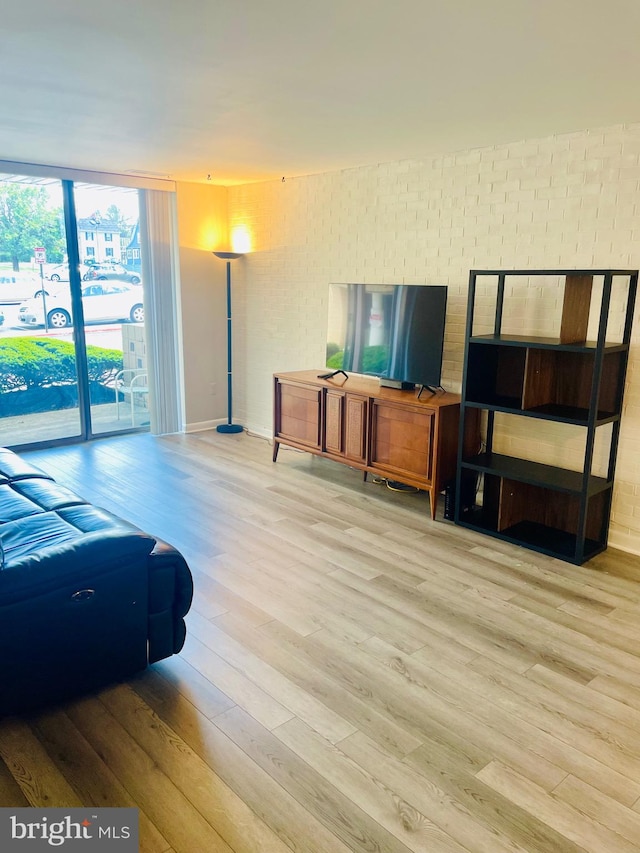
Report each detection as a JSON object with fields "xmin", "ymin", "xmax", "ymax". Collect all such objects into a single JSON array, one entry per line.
[{"xmin": 3, "ymin": 430, "xmax": 640, "ymax": 852}]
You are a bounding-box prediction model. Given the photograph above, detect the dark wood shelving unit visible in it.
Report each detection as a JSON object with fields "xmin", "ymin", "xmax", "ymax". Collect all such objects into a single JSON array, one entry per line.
[{"xmin": 455, "ymin": 269, "xmax": 638, "ymax": 564}]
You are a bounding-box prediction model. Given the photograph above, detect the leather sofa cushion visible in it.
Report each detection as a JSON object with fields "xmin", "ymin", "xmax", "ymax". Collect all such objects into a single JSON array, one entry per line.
[
  {"xmin": 1, "ymin": 503, "xmax": 142, "ymax": 570},
  {"xmin": 13, "ymin": 477, "xmax": 87, "ymax": 512},
  {"xmin": 0, "ymin": 449, "xmax": 53, "ymax": 484},
  {"xmin": 1, "ymin": 512, "xmax": 80, "ymax": 565},
  {"xmin": 57, "ymin": 504, "xmax": 139, "ymax": 533},
  {"xmin": 0, "ymin": 483, "xmax": 44, "ymax": 522}
]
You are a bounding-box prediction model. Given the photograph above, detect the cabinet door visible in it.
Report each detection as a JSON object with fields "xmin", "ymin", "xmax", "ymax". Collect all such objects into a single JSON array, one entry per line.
[
  {"xmin": 275, "ymin": 381, "xmax": 322, "ymax": 450},
  {"xmin": 324, "ymin": 390, "xmax": 344, "ymax": 454},
  {"xmin": 344, "ymin": 394, "xmax": 367, "ymax": 463},
  {"xmin": 324, "ymin": 391, "xmax": 367, "ymax": 463},
  {"xmin": 370, "ymin": 401, "xmax": 434, "ymax": 483}
]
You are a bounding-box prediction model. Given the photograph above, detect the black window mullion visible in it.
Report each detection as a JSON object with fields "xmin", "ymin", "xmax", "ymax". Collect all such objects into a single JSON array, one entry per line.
[{"xmin": 61, "ymin": 180, "xmax": 92, "ymax": 439}]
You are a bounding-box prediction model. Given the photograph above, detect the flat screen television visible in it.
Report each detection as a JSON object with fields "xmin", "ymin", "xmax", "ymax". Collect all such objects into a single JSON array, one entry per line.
[{"xmin": 325, "ymin": 283, "xmax": 447, "ymax": 390}]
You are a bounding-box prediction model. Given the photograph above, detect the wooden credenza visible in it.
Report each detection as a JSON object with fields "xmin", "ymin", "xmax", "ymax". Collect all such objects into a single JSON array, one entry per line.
[{"xmin": 273, "ymin": 370, "xmax": 463, "ymax": 519}]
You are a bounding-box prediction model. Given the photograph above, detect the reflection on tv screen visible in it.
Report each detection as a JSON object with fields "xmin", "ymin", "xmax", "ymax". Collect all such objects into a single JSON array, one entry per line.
[{"xmin": 326, "ymin": 282, "xmax": 447, "ymax": 389}]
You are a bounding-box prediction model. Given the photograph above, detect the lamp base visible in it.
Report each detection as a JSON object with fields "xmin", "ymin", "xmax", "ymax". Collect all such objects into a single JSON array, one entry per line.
[{"xmin": 217, "ymin": 423, "xmax": 244, "ymax": 434}]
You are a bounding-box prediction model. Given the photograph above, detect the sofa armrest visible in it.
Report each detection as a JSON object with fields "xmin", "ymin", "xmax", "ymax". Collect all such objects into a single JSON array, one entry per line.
[
  {"xmin": 0, "ymin": 530, "xmax": 155, "ymax": 716},
  {"xmin": 147, "ymin": 538, "xmax": 194, "ymax": 663}
]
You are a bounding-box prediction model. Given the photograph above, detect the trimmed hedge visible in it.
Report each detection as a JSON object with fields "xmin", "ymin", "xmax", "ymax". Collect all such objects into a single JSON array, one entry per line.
[{"xmin": 0, "ymin": 337, "xmax": 124, "ymax": 415}]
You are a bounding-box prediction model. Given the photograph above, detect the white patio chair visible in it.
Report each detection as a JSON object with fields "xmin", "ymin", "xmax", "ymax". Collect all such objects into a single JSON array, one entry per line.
[{"xmin": 114, "ymin": 369, "xmax": 149, "ymax": 427}]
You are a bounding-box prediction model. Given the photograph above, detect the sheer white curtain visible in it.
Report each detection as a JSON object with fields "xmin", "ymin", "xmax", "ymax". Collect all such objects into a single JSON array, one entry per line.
[{"xmin": 139, "ymin": 190, "xmax": 183, "ymax": 435}]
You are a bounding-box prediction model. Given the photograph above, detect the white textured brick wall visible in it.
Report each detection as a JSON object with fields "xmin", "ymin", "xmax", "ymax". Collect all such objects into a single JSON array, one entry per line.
[{"xmin": 228, "ymin": 121, "xmax": 640, "ymax": 554}]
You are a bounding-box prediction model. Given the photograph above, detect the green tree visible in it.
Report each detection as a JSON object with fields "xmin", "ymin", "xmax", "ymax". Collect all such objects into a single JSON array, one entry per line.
[
  {"xmin": 0, "ymin": 184, "xmax": 65, "ymax": 270},
  {"xmin": 105, "ymin": 204, "xmax": 133, "ymax": 243}
]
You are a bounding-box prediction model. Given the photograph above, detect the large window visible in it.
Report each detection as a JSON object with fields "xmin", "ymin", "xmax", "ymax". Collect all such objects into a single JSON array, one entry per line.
[{"xmin": 0, "ymin": 167, "xmax": 180, "ymax": 449}]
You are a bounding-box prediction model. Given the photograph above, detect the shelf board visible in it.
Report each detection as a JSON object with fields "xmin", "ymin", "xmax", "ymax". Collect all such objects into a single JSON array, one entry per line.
[
  {"xmin": 468, "ymin": 334, "xmax": 627, "ymax": 352},
  {"xmin": 457, "ymin": 512, "xmax": 604, "ymax": 564},
  {"xmin": 463, "ymin": 400, "xmax": 620, "ymax": 426},
  {"xmin": 465, "ymin": 395, "xmax": 522, "ymax": 410},
  {"xmin": 525, "ymin": 403, "xmax": 618, "ymax": 424},
  {"xmin": 506, "ymin": 520, "xmax": 603, "ymax": 560},
  {"xmin": 460, "ymin": 452, "xmax": 611, "ymax": 495},
  {"xmin": 470, "ymin": 269, "xmax": 637, "ymax": 277}
]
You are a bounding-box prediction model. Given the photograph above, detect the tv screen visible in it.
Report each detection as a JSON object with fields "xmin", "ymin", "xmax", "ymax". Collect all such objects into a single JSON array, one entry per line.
[{"xmin": 325, "ymin": 283, "xmax": 447, "ymax": 389}]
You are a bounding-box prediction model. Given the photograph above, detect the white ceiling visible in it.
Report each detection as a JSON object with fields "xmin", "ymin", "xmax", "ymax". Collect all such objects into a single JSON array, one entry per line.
[{"xmin": 2, "ymin": 1, "xmax": 640, "ymax": 186}]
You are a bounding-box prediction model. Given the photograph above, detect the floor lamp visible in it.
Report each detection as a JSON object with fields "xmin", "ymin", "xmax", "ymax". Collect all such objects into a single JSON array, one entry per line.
[{"xmin": 213, "ymin": 251, "xmax": 244, "ymax": 434}]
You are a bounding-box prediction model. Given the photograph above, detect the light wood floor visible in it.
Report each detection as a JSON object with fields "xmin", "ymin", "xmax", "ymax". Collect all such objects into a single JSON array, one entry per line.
[{"xmin": 3, "ymin": 431, "xmax": 640, "ymax": 853}]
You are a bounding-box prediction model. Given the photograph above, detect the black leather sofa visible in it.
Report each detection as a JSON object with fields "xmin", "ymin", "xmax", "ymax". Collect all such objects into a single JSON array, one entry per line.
[{"xmin": 0, "ymin": 447, "xmax": 193, "ymax": 715}]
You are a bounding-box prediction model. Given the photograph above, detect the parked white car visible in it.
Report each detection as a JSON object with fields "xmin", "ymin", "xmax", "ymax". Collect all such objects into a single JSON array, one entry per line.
[
  {"xmin": 45, "ymin": 264, "xmax": 71, "ymax": 282},
  {"xmin": 46, "ymin": 263, "xmax": 92, "ymax": 282},
  {"xmin": 18, "ymin": 281, "xmax": 144, "ymax": 328},
  {"xmin": 0, "ymin": 272, "xmax": 46, "ymax": 303}
]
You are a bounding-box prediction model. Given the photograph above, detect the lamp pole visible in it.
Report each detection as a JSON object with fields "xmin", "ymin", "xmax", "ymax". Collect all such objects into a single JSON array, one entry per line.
[{"xmin": 213, "ymin": 251, "xmax": 244, "ymax": 433}]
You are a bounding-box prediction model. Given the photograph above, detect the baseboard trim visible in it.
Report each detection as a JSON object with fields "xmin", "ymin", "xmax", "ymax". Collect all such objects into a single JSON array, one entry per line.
[
  {"xmin": 607, "ymin": 531, "xmax": 640, "ymax": 558},
  {"xmin": 245, "ymin": 425, "xmax": 272, "ymax": 441},
  {"xmin": 184, "ymin": 419, "xmax": 224, "ymax": 433}
]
